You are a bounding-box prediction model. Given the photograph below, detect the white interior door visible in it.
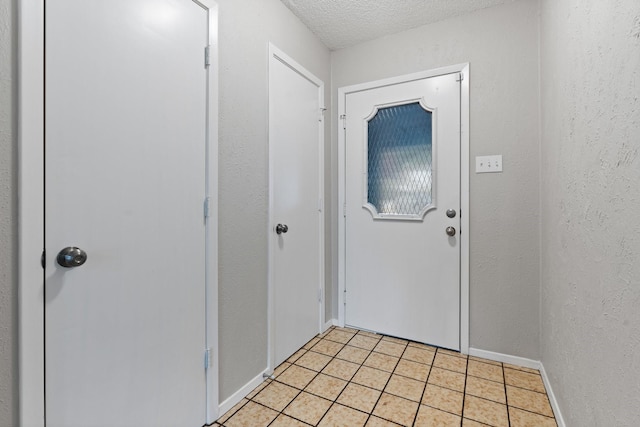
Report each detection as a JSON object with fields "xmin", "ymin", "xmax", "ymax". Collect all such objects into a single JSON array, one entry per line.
[
  {"xmin": 344, "ymin": 73, "xmax": 461, "ymax": 350},
  {"xmin": 45, "ymin": 1, "xmax": 211, "ymax": 426},
  {"xmin": 269, "ymin": 46, "xmax": 324, "ymax": 368}
]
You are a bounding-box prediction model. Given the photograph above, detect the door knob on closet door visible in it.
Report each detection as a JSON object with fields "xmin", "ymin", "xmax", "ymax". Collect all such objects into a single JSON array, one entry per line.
[
  {"xmin": 57, "ymin": 246, "xmax": 88, "ymax": 268},
  {"xmin": 276, "ymin": 224, "xmax": 289, "ymax": 235}
]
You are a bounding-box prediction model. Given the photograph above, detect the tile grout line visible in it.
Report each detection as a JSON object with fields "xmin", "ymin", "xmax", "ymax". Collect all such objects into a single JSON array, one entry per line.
[
  {"xmin": 459, "ymin": 350, "xmax": 469, "ymax": 427},
  {"xmin": 362, "ymin": 336, "xmax": 408, "ymax": 426},
  {"xmin": 509, "ymin": 406, "xmax": 557, "ymax": 420},
  {"xmin": 383, "ymin": 340, "xmax": 413, "ymax": 424},
  {"xmin": 503, "ymin": 361, "xmax": 511, "ymax": 427},
  {"xmin": 410, "ymin": 346, "xmax": 436, "ymax": 427},
  {"xmin": 343, "ymin": 330, "xmax": 407, "ymax": 425},
  {"xmin": 298, "ymin": 326, "xmax": 358, "ymax": 426},
  {"xmin": 353, "ymin": 330, "xmax": 387, "ymax": 427},
  {"xmin": 310, "ymin": 327, "xmax": 354, "ymax": 423},
  {"xmin": 313, "ymin": 328, "xmax": 366, "ymax": 426},
  {"xmin": 422, "ymin": 349, "xmax": 468, "ymax": 424},
  {"xmin": 505, "ymin": 382, "xmax": 549, "ymax": 394}
]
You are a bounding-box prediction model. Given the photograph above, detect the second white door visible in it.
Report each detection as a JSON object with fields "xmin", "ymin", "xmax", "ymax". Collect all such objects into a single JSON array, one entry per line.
[
  {"xmin": 269, "ymin": 46, "xmax": 324, "ymax": 367},
  {"xmin": 343, "ymin": 73, "xmax": 461, "ymax": 350}
]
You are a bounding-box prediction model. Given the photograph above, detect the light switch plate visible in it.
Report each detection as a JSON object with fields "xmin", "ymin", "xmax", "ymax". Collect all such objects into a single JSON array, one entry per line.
[{"xmin": 476, "ymin": 155, "xmax": 503, "ymax": 173}]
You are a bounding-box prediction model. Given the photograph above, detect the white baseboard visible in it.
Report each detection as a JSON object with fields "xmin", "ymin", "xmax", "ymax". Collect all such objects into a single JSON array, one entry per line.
[
  {"xmin": 468, "ymin": 347, "xmax": 541, "ymax": 370},
  {"xmin": 323, "ymin": 318, "xmax": 338, "ymax": 331},
  {"xmin": 539, "ymin": 363, "xmax": 566, "ymax": 427},
  {"xmin": 468, "ymin": 348, "xmax": 565, "ymax": 427},
  {"xmin": 218, "ymin": 369, "xmax": 268, "ymax": 417}
]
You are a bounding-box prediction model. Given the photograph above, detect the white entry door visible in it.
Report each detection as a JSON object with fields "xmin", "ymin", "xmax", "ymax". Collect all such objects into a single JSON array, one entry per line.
[
  {"xmin": 269, "ymin": 46, "xmax": 324, "ymax": 367},
  {"xmin": 343, "ymin": 73, "xmax": 461, "ymax": 350},
  {"xmin": 45, "ymin": 1, "xmax": 213, "ymax": 426}
]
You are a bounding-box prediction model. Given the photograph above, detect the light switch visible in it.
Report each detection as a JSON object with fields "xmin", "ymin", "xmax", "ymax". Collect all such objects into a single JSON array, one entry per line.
[{"xmin": 476, "ymin": 155, "xmax": 503, "ymax": 173}]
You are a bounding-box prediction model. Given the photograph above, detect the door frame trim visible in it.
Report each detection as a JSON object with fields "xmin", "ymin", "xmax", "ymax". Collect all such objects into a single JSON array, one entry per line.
[
  {"xmin": 17, "ymin": 1, "xmax": 220, "ymax": 425},
  {"xmin": 337, "ymin": 64, "xmax": 470, "ymax": 353},
  {"xmin": 267, "ymin": 43, "xmax": 325, "ymax": 373}
]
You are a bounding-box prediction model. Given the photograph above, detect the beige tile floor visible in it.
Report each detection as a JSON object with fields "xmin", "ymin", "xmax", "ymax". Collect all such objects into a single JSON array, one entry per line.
[{"xmin": 213, "ymin": 327, "xmax": 557, "ymax": 427}]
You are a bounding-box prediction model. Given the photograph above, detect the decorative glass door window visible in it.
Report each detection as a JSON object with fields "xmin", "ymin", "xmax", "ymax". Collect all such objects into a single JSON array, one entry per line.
[{"xmin": 364, "ymin": 100, "xmax": 435, "ymax": 220}]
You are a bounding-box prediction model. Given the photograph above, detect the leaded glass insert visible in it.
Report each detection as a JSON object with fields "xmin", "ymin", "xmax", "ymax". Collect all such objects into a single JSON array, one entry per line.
[{"xmin": 367, "ymin": 102, "xmax": 433, "ymax": 218}]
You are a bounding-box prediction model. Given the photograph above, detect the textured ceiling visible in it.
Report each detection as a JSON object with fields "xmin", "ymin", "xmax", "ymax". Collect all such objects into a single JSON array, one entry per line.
[{"xmin": 280, "ymin": 0, "xmax": 513, "ymax": 50}]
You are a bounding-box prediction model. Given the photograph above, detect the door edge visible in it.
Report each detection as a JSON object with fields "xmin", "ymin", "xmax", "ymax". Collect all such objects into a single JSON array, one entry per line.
[
  {"xmin": 336, "ymin": 63, "xmax": 470, "ymax": 353},
  {"xmin": 18, "ymin": 0, "xmax": 46, "ymax": 424},
  {"xmin": 201, "ymin": 1, "xmax": 220, "ymax": 423}
]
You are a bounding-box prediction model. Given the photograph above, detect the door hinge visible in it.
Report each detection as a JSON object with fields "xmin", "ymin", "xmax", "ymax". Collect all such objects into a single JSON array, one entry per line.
[
  {"xmin": 204, "ymin": 45, "xmax": 211, "ymax": 68},
  {"xmin": 318, "ymin": 288, "xmax": 322, "ymax": 303},
  {"xmin": 204, "ymin": 348, "xmax": 212, "ymax": 370},
  {"xmin": 343, "ymin": 289, "xmax": 347, "ymax": 305},
  {"xmin": 41, "ymin": 249, "xmax": 46, "ymax": 269},
  {"xmin": 340, "ymin": 114, "xmax": 346, "ymax": 130},
  {"xmin": 343, "ymin": 202, "xmax": 346, "ymax": 218},
  {"xmin": 318, "ymin": 198, "xmax": 323, "ymax": 212},
  {"xmin": 204, "ymin": 196, "xmax": 211, "ymax": 219},
  {"xmin": 456, "ymin": 72, "xmax": 464, "ymax": 82}
]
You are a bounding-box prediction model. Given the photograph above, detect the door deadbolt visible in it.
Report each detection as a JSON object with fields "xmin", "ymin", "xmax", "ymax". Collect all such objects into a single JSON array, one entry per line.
[
  {"xmin": 275, "ymin": 224, "xmax": 289, "ymax": 235},
  {"xmin": 57, "ymin": 247, "xmax": 88, "ymax": 268},
  {"xmin": 446, "ymin": 209, "xmax": 457, "ymax": 218}
]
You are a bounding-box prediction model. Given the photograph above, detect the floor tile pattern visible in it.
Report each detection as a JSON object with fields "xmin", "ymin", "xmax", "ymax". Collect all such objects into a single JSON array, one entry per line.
[{"xmin": 214, "ymin": 327, "xmax": 557, "ymax": 427}]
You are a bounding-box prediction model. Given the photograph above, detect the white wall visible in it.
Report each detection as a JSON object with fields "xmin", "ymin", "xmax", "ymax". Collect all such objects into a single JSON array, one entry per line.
[
  {"xmin": 331, "ymin": 0, "xmax": 541, "ymax": 359},
  {"xmin": 217, "ymin": 0, "xmax": 331, "ymax": 401},
  {"xmin": 540, "ymin": 0, "xmax": 640, "ymax": 425},
  {"xmin": 0, "ymin": 0, "xmax": 17, "ymax": 424}
]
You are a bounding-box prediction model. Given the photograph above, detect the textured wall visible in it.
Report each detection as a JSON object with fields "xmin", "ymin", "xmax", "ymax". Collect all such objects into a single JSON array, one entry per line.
[
  {"xmin": 331, "ymin": 0, "xmax": 541, "ymax": 359},
  {"xmin": 0, "ymin": 0, "xmax": 18, "ymax": 424},
  {"xmin": 217, "ymin": 0, "xmax": 331, "ymax": 401},
  {"xmin": 540, "ymin": 0, "xmax": 640, "ymax": 425}
]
